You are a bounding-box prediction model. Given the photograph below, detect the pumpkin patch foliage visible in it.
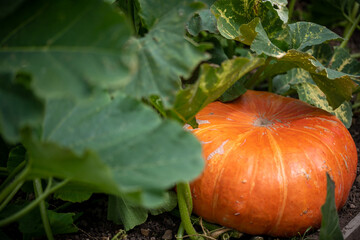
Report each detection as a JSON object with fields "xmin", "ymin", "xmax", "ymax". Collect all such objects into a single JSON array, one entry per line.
[{"xmin": 0, "ymin": 0, "xmax": 359, "ymax": 239}]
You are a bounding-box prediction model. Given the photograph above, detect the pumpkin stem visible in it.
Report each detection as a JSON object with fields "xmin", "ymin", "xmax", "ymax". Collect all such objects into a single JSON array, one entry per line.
[{"xmin": 176, "ymin": 182, "xmax": 204, "ymax": 240}]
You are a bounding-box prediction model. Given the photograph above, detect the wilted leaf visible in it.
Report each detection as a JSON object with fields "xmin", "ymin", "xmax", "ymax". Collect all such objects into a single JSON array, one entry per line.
[{"xmin": 0, "ymin": 0, "xmax": 135, "ymax": 100}]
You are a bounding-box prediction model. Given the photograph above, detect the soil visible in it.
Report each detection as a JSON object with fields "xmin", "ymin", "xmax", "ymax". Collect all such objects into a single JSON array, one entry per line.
[{"xmin": 52, "ymin": 112, "xmax": 360, "ymax": 240}]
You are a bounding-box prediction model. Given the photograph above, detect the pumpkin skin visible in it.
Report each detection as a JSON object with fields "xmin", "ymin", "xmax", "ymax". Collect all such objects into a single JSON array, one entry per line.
[{"xmin": 188, "ymin": 90, "xmax": 358, "ymax": 237}]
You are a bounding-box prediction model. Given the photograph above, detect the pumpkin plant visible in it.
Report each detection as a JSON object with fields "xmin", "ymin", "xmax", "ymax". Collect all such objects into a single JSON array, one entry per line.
[
  {"xmin": 0, "ymin": 0, "xmax": 359, "ymax": 239},
  {"xmin": 187, "ymin": 90, "xmax": 358, "ymax": 237}
]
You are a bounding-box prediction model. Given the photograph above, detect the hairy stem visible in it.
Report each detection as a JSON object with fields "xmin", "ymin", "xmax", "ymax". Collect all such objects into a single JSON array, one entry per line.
[
  {"xmin": 0, "ymin": 178, "xmax": 69, "ymax": 226},
  {"xmin": 177, "ymin": 182, "xmax": 203, "ymax": 240},
  {"xmin": 34, "ymin": 178, "xmax": 54, "ymax": 240}
]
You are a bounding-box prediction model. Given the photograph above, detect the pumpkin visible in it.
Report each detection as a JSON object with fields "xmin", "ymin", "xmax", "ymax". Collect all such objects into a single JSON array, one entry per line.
[{"xmin": 187, "ymin": 90, "xmax": 358, "ymax": 237}]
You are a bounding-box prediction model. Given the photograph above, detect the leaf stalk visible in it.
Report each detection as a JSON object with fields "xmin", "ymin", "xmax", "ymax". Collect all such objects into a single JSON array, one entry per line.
[
  {"xmin": 176, "ymin": 182, "xmax": 204, "ymax": 240},
  {"xmin": 34, "ymin": 178, "xmax": 54, "ymax": 240}
]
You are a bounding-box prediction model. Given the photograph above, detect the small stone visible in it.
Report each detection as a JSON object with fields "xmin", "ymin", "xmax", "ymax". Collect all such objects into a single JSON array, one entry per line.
[
  {"xmin": 141, "ymin": 228, "xmax": 150, "ymax": 236},
  {"xmin": 162, "ymin": 229, "xmax": 173, "ymax": 240},
  {"xmin": 350, "ymin": 203, "xmax": 356, "ymax": 209}
]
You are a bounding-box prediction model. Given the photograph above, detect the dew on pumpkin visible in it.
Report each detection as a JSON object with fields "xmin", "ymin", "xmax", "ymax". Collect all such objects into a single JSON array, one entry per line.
[{"xmin": 234, "ymin": 212, "xmax": 240, "ymax": 216}]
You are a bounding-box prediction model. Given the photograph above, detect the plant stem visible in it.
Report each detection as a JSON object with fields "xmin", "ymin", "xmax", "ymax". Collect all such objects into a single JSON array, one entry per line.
[
  {"xmin": 0, "ymin": 161, "xmax": 26, "ymax": 191},
  {"xmin": 0, "ymin": 163, "xmax": 29, "ymax": 204},
  {"xmin": 0, "ymin": 181, "xmax": 24, "ymax": 212},
  {"xmin": 288, "ymin": 0, "xmax": 297, "ymax": 21},
  {"xmin": 176, "ymin": 223, "xmax": 185, "ymax": 239},
  {"xmin": 351, "ymin": 53, "xmax": 360, "ymax": 58},
  {"xmin": 177, "ymin": 182, "xmax": 203, "ymax": 240},
  {"xmin": 245, "ymin": 57, "xmax": 272, "ymax": 89},
  {"xmin": 0, "ymin": 178, "xmax": 69, "ymax": 227},
  {"xmin": 352, "ymin": 102, "xmax": 360, "ymax": 109},
  {"xmin": 340, "ymin": 9, "xmax": 360, "ymax": 48},
  {"xmin": 34, "ymin": 178, "xmax": 54, "ymax": 240}
]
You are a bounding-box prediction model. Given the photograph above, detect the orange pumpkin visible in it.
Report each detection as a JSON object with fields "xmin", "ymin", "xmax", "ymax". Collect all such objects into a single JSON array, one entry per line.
[{"xmin": 188, "ymin": 90, "xmax": 358, "ymax": 237}]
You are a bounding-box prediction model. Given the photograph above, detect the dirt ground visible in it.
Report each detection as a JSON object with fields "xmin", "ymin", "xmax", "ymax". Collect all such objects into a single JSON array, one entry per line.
[{"xmin": 55, "ymin": 112, "xmax": 360, "ymax": 240}]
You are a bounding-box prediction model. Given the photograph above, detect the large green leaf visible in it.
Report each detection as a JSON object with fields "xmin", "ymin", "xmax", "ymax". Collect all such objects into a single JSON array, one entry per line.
[
  {"xmin": 124, "ymin": 0, "xmax": 209, "ymax": 107},
  {"xmin": 262, "ymin": 50, "xmax": 356, "ymax": 109},
  {"xmin": 25, "ymin": 92, "xmax": 204, "ymax": 207},
  {"xmin": 251, "ymin": 22, "xmax": 341, "ymax": 57},
  {"xmin": 170, "ymin": 56, "xmax": 264, "ymax": 124},
  {"xmin": 274, "ymin": 68, "xmax": 352, "ymax": 128},
  {"xmin": 0, "ymin": 72, "xmax": 43, "ymax": 143},
  {"xmin": 319, "ymin": 173, "xmax": 344, "ymax": 240},
  {"xmin": 0, "ymin": 0, "xmax": 135, "ymax": 100},
  {"xmin": 211, "ymin": 0, "xmax": 287, "ymax": 45},
  {"xmin": 288, "ymin": 22, "xmax": 341, "ymax": 51}
]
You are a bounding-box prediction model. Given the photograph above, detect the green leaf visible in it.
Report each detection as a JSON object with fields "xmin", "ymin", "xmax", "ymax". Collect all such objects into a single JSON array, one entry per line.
[
  {"xmin": 319, "ymin": 173, "xmax": 344, "ymax": 240},
  {"xmin": 251, "ymin": 22, "xmax": 341, "ymax": 57},
  {"xmin": 124, "ymin": 0, "xmax": 208, "ymax": 107},
  {"xmin": 0, "ymin": 72, "xmax": 43, "ymax": 143},
  {"xmin": 54, "ymin": 183, "xmax": 93, "ymax": 203},
  {"xmin": 26, "ymin": 92, "xmax": 204, "ymax": 207},
  {"xmin": 273, "ymin": 68, "xmax": 353, "ymax": 128},
  {"xmin": 170, "ymin": 56, "xmax": 264, "ymax": 124},
  {"xmin": 7, "ymin": 145, "xmax": 26, "ymax": 173},
  {"xmin": 0, "ymin": 0, "xmax": 24, "ymax": 19},
  {"xmin": 262, "ymin": 50, "xmax": 356, "ymax": 109},
  {"xmin": 211, "ymin": 0, "xmax": 286, "ymax": 45},
  {"xmin": 19, "ymin": 208, "xmax": 78, "ymax": 237},
  {"xmin": 268, "ymin": 0, "xmax": 288, "ymax": 23},
  {"xmin": 187, "ymin": 9, "xmax": 218, "ymax": 36},
  {"xmin": 108, "ymin": 191, "xmax": 177, "ymax": 230},
  {"xmin": 0, "ymin": 0, "xmax": 135, "ymax": 100},
  {"xmin": 218, "ymin": 78, "xmax": 247, "ymax": 102},
  {"xmin": 288, "ymin": 22, "xmax": 342, "ymax": 51}
]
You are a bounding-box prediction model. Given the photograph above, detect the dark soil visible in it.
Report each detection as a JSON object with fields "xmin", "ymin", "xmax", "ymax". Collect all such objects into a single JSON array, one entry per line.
[{"xmin": 53, "ymin": 112, "xmax": 360, "ymax": 240}]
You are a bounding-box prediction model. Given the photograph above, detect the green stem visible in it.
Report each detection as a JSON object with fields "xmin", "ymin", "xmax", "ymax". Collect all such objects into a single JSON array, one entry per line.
[
  {"xmin": 0, "ymin": 178, "xmax": 69, "ymax": 226},
  {"xmin": 340, "ymin": 9, "xmax": 360, "ymax": 48},
  {"xmin": 0, "ymin": 161, "xmax": 26, "ymax": 191},
  {"xmin": 0, "ymin": 181, "xmax": 24, "ymax": 212},
  {"xmin": 288, "ymin": 0, "xmax": 297, "ymax": 21},
  {"xmin": 177, "ymin": 182, "xmax": 203, "ymax": 240},
  {"xmin": 0, "ymin": 163, "xmax": 29, "ymax": 203},
  {"xmin": 351, "ymin": 53, "xmax": 360, "ymax": 58},
  {"xmin": 176, "ymin": 223, "xmax": 185, "ymax": 239},
  {"xmin": 352, "ymin": 102, "xmax": 360, "ymax": 109},
  {"xmin": 34, "ymin": 178, "xmax": 54, "ymax": 240},
  {"xmin": 245, "ymin": 57, "xmax": 272, "ymax": 89}
]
